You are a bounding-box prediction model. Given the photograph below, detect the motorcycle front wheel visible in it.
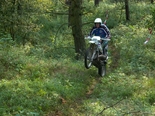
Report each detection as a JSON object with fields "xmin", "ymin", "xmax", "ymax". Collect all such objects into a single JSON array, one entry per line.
[
  {"xmin": 98, "ymin": 62, "xmax": 106, "ymax": 77},
  {"xmin": 84, "ymin": 47, "xmax": 96, "ymax": 69}
]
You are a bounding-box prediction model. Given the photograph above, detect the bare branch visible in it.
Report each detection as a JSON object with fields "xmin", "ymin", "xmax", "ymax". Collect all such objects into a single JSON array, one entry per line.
[
  {"xmin": 58, "ymin": 0, "xmax": 70, "ymax": 7},
  {"xmin": 96, "ymin": 98, "xmax": 125, "ymax": 116},
  {"xmin": 122, "ymin": 111, "xmax": 155, "ymax": 116},
  {"xmin": 54, "ymin": 23, "xmax": 68, "ymax": 45}
]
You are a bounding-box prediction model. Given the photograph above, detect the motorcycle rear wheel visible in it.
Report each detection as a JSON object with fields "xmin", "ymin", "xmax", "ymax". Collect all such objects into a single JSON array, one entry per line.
[{"xmin": 98, "ymin": 62, "xmax": 106, "ymax": 77}]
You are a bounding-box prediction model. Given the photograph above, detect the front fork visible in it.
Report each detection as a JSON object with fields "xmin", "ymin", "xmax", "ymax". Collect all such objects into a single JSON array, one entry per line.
[{"xmin": 90, "ymin": 44, "xmax": 99, "ymax": 62}]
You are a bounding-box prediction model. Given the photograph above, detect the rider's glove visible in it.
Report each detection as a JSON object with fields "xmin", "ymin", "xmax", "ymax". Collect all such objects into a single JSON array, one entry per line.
[
  {"xmin": 106, "ymin": 35, "xmax": 111, "ymax": 39},
  {"xmin": 87, "ymin": 36, "xmax": 91, "ymax": 39}
]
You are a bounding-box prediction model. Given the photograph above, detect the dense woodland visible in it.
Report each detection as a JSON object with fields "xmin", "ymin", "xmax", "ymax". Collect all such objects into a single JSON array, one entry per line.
[{"xmin": 0, "ymin": 0, "xmax": 155, "ymax": 116}]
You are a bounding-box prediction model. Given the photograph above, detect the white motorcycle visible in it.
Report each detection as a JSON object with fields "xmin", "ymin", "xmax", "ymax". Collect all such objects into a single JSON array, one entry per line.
[{"xmin": 84, "ymin": 36, "xmax": 110, "ymax": 77}]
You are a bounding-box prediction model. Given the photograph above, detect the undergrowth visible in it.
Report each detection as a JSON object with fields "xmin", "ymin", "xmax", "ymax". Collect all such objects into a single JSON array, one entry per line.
[{"xmin": 0, "ymin": 1, "xmax": 155, "ymax": 116}]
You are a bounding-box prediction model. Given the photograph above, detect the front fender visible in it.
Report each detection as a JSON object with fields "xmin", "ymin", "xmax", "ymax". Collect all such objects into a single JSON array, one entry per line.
[{"xmin": 89, "ymin": 41, "xmax": 96, "ymax": 44}]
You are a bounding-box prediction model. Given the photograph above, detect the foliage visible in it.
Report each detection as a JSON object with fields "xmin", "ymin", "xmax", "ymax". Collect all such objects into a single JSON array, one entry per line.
[
  {"xmin": 0, "ymin": 45, "xmax": 92, "ymax": 115},
  {"xmin": 0, "ymin": 0, "xmax": 155, "ymax": 116},
  {"xmin": 0, "ymin": 0, "xmax": 54, "ymax": 45},
  {"xmin": 111, "ymin": 22, "xmax": 155, "ymax": 75}
]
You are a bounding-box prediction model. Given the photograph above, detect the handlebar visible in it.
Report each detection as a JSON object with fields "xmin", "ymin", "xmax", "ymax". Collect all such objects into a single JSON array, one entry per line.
[
  {"xmin": 101, "ymin": 38, "xmax": 111, "ymax": 41},
  {"xmin": 85, "ymin": 36, "xmax": 110, "ymax": 41},
  {"xmin": 84, "ymin": 36, "xmax": 91, "ymax": 39}
]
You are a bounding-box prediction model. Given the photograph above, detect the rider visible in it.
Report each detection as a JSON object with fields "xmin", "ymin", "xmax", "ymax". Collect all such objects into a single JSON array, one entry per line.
[{"xmin": 89, "ymin": 18, "xmax": 111, "ymax": 58}]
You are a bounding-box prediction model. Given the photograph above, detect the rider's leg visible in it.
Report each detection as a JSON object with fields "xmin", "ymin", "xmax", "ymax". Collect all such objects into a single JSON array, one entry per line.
[
  {"xmin": 102, "ymin": 41, "xmax": 108, "ymax": 56},
  {"xmin": 103, "ymin": 45, "xmax": 108, "ymax": 57},
  {"xmin": 104, "ymin": 45, "xmax": 108, "ymax": 57}
]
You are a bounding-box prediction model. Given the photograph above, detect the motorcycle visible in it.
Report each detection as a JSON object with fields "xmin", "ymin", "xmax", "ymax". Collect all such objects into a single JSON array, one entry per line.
[{"xmin": 84, "ymin": 36, "xmax": 110, "ymax": 77}]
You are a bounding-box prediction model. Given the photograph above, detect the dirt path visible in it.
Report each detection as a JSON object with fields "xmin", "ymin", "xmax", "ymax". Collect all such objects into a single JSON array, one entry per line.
[{"xmin": 86, "ymin": 78, "xmax": 101, "ymax": 97}]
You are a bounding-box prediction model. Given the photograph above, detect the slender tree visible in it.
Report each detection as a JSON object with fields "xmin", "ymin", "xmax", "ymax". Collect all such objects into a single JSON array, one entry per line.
[
  {"xmin": 125, "ymin": 0, "xmax": 130, "ymax": 20},
  {"xmin": 94, "ymin": 0, "xmax": 100, "ymax": 6},
  {"xmin": 94, "ymin": 0, "xmax": 103, "ymax": 6},
  {"xmin": 65, "ymin": 0, "xmax": 71, "ymax": 5}
]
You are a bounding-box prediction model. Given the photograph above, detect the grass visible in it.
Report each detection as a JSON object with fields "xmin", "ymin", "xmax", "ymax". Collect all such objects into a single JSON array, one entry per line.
[
  {"xmin": 1, "ymin": 25, "xmax": 155, "ymax": 116},
  {"xmin": 82, "ymin": 75, "xmax": 149, "ymax": 115},
  {"xmin": 1, "ymin": 35, "xmax": 155, "ymax": 116},
  {"xmin": 0, "ymin": 47, "xmax": 95, "ymax": 115},
  {"xmin": 0, "ymin": 1, "xmax": 155, "ymax": 116}
]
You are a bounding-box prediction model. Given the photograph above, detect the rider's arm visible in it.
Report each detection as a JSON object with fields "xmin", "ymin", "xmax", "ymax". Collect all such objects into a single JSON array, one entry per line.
[
  {"xmin": 89, "ymin": 27, "xmax": 96, "ymax": 37},
  {"xmin": 101, "ymin": 24, "xmax": 111, "ymax": 38}
]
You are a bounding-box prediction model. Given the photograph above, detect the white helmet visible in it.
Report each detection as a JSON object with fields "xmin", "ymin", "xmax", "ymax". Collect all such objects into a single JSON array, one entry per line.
[{"xmin": 94, "ymin": 18, "xmax": 102, "ymax": 24}]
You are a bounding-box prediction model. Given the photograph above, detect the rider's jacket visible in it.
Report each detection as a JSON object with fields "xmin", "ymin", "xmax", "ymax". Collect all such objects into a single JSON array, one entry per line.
[{"xmin": 89, "ymin": 24, "xmax": 110, "ymax": 38}]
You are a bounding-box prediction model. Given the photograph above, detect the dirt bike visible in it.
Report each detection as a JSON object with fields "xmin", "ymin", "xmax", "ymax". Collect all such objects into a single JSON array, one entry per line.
[{"xmin": 84, "ymin": 36, "xmax": 110, "ymax": 77}]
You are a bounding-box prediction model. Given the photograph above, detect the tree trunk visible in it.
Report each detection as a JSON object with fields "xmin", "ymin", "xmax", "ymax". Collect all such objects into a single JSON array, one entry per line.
[
  {"xmin": 94, "ymin": 0, "xmax": 100, "ymax": 6},
  {"xmin": 69, "ymin": 0, "xmax": 85, "ymax": 59},
  {"xmin": 151, "ymin": 0, "xmax": 154, "ymax": 4},
  {"xmin": 65, "ymin": 0, "xmax": 71, "ymax": 5},
  {"xmin": 125, "ymin": 0, "xmax": 130, "ymax": 20}
]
